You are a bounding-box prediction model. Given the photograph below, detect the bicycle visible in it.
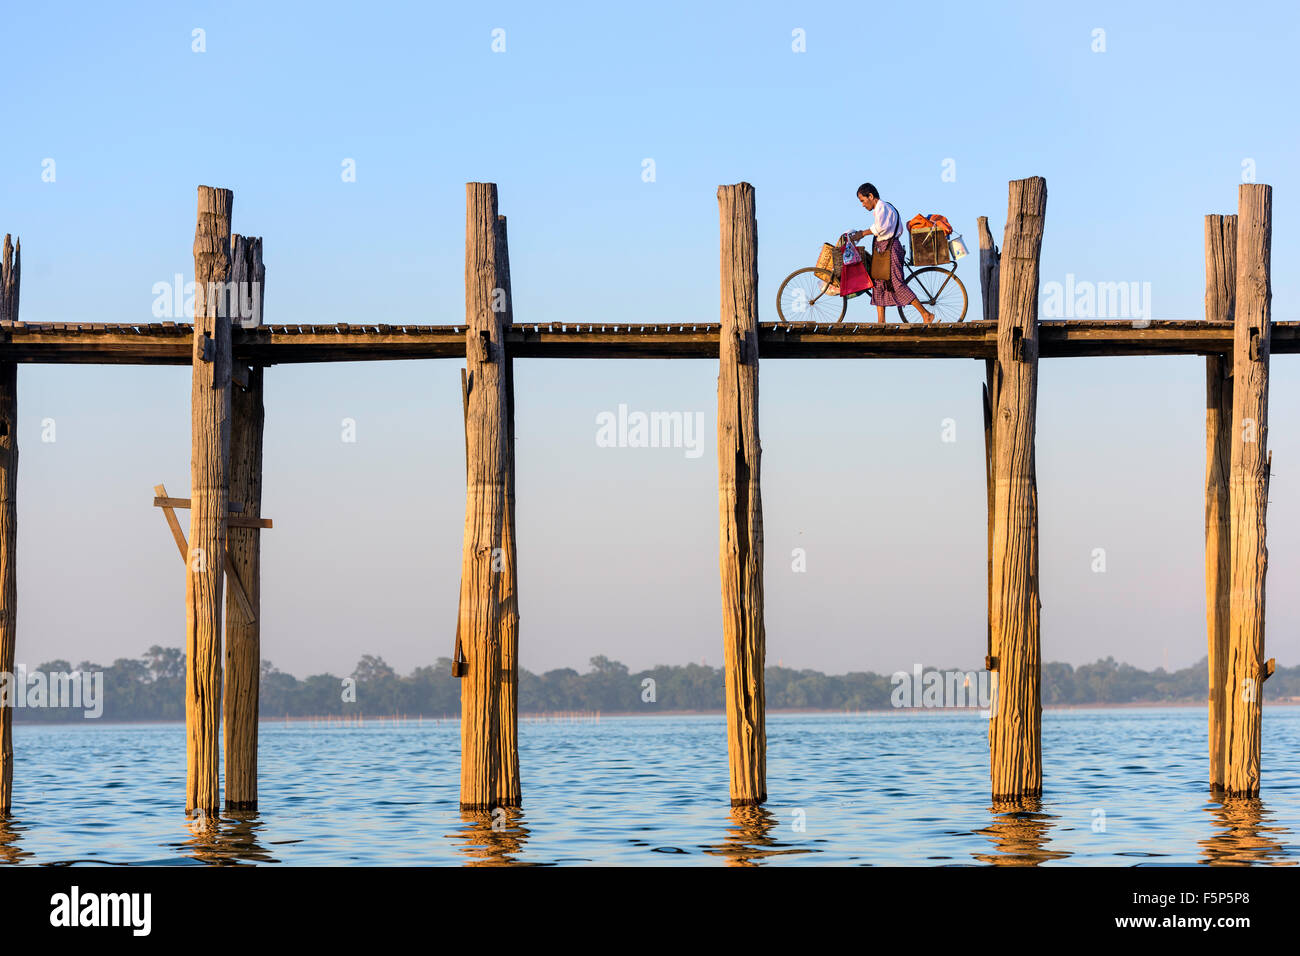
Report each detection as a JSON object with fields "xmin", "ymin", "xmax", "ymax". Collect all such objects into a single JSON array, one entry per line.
[{"xmin": 776, "ymin": 236, "xmax": 968, "ymax": 323}]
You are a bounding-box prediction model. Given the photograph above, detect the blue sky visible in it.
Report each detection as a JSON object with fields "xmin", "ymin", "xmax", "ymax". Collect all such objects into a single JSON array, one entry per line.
[{"xmin": 2, "ymin": 0, "xmax": 1298, "ymax": 678}]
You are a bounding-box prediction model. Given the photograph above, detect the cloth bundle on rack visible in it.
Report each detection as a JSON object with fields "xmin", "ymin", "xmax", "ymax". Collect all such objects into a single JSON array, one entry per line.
[
  {"xmin": 907, "ymin": 213, "xmax": 954, "ymax": 235},
  {"xmin": 907, "ymin": 214, "xmax": 954, "ymax": 266}
]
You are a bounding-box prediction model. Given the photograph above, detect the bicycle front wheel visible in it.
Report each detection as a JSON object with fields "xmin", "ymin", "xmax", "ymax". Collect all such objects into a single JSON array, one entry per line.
[
  {"xmin": 896, "ymin": 267, "xmax": 969, "ymax": 323},
  {"xmin": 777, "ymin": 267, "xmax": 848, "ymax": 323}
]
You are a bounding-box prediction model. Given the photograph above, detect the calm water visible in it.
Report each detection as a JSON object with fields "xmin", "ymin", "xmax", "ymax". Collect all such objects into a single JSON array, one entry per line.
[{"xmin": 2, "ymin": 708, "xmax": 1297, "ymax": 866}]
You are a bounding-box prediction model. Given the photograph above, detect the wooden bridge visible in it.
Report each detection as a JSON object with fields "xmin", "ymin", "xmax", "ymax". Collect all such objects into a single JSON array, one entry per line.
[
  {"xmin": 0, "ymin": 176, "xmax": 1279, "ymax": 817},
  {"xmin": 6, "ymin": 318, "xmax": 1300, "ymax": 363}
]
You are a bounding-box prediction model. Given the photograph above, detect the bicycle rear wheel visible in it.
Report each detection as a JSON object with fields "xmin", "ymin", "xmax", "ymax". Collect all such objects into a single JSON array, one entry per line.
[
  {"xmin": 895, "ymin": 267, "xmax": 969, "ymax": 323},
  {"xmin": 777, "ymin": 267, "xmax": 848, "ymax": 323}
]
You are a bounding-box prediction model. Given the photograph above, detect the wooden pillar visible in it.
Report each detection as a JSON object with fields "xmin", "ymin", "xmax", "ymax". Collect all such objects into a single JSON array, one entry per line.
[
  {"xmin": 0, "ymin": 235, "xmax": 18, "ymax": 815},
  {"xmin": 977, "ymin": 215, "xmax": 1000, "ymax": 325},
  {"xmin": 1204, "ymin": 214, "xmax": 1236, "ymax": 791},
  {"xmin": 978, "ymin": 216, "xmax": 1000, "ymax": 671},
  {"xmin": 458, "ymin": 183, "xmax": 512, "ymax": 810},
  {"xmin": 717, "ymin": 182, "xmax": 766, "ymax": 807},
  {"xmin": 1224, "ymin": 184, "xmax": 1272, "ymax": 797},
  {"xmin": 495, "ymin": 214, "xmax": 521, "ymax": 806},
  {"xmin": 187, "ymin": 186, "xmax": 233, "ymax": 815},
  {"xmin": 224, "ymin": 237, "xmax": 265, "ymax": 810},
  {"xmin": 982, "ymin": 375, "xmax": 994, "ymax": 668},
  {"xmin": 988, "ymin": 177, "xmax": 1046, "ymax": 800}
]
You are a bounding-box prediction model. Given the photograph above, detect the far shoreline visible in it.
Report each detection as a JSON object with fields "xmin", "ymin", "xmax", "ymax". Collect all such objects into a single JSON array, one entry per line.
[{"xmin": 11, "ymin": 698, "xmax": 1300, "ymax": 728}]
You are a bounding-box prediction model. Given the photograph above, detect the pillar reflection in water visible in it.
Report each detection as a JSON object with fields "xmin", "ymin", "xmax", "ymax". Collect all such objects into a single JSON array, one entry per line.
[
  {"xmin": 174, "ymin": 809, "xmax": 279, "ymax": 865},
  {"xmin": 703, "ymin": 806, "xmax": 816, "ymax": 866},
  {"xmin": 453, "ymin": 807, "xmax": 532, "ymax": 866},
  {"xmin": 973, "ymin": 799, "xmax": 1070, "ymax": 866},
  {"xmin": 0, "ymin": 816, "xmax": 31, "ymax": 865},
  {"xmin": 1200, "ymin": 796, "xmax": 1295, "ymax": 866}
]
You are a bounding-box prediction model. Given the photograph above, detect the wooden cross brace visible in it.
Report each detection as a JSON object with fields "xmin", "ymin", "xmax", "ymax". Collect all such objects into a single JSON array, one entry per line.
[{"xmin": 153, "ymin": 482, "xmax": 271, "ymax": 624}]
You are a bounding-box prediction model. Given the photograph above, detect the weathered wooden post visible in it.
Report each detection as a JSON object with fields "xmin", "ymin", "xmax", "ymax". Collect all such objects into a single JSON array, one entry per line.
[
  {"xmin": 977, "ymin": 216, "xmax": 1001, "ymax": 325},
  {"xmin": 717, "ymin": 183, "xmax": 766, "ymax": 806},
  {"xmin": 187, "ymin": 186, "xmax": 233, "ymax": 815},
  {"xmin": 988, "ymin": 177, "xmax": 1046, "ymax": 800},
  {"xmin": 0, "ymin": 235, "xmax": 18, "ymax": 815},
  {"xmin": 1204, "ymin": 214, "xmax": 1236, "ymax": 791},
  {"xmin": 458, "ymin": 183, "xmax": 515, "ymax": 809},
  {"xmin": 1224, "ymin": 184, "xmax": 1272, "ymax": 796},
  {"xmin": 494, "ymin": 213, "xmax": 521, "ymax": 807},
  {"xmin": 224, "ymin": 235, "xmax": 265, "ymax": 810},
  {"xmin": 978, "ymin": 216, "xmax": 1000, "ymax": 671}
]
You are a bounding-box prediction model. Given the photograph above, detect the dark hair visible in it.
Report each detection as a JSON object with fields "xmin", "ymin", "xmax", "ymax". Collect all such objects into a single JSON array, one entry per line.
[{"xmin": 856, "ymin": 182, "xmax": 878, "ymax": 199}]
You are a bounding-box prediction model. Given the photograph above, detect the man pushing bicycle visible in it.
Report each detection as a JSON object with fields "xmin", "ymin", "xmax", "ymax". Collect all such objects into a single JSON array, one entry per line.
[{"xmin": 850, "ymin": 182, "xmax": 935, "ymax": 325}]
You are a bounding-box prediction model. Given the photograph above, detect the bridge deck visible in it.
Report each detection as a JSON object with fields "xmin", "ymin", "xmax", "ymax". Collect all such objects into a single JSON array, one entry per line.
[{"xmin": 0, "ymin": 319, "xmax": 1292, "ymax": 364}]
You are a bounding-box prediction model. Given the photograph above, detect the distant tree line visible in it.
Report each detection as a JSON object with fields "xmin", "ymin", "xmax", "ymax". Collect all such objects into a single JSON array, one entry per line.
[{"xmin": 10, "ymin": 648, "xmax": 1300, "ymax": 723}]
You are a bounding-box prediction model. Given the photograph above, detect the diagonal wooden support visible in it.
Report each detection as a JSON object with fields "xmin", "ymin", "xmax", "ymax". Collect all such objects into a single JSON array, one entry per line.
[
  {"xmin": 154, "ymin": 483, "xmax": 260, "ymax": 623},
  {"xmin": 153, "ymin": 495, "xmax": 271, "ymax": 529}
]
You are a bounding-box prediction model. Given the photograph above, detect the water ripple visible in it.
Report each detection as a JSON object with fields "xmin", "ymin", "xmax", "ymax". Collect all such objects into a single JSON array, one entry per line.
[{"xmin": 0, "ymin": 708, "xmax": 1296, "ymax": 865}]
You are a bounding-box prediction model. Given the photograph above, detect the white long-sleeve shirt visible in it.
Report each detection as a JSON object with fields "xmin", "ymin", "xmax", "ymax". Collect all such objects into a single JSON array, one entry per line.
[{"xmin": 864, "ymin": 200, "xmax": 901, "ymax": 240}]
